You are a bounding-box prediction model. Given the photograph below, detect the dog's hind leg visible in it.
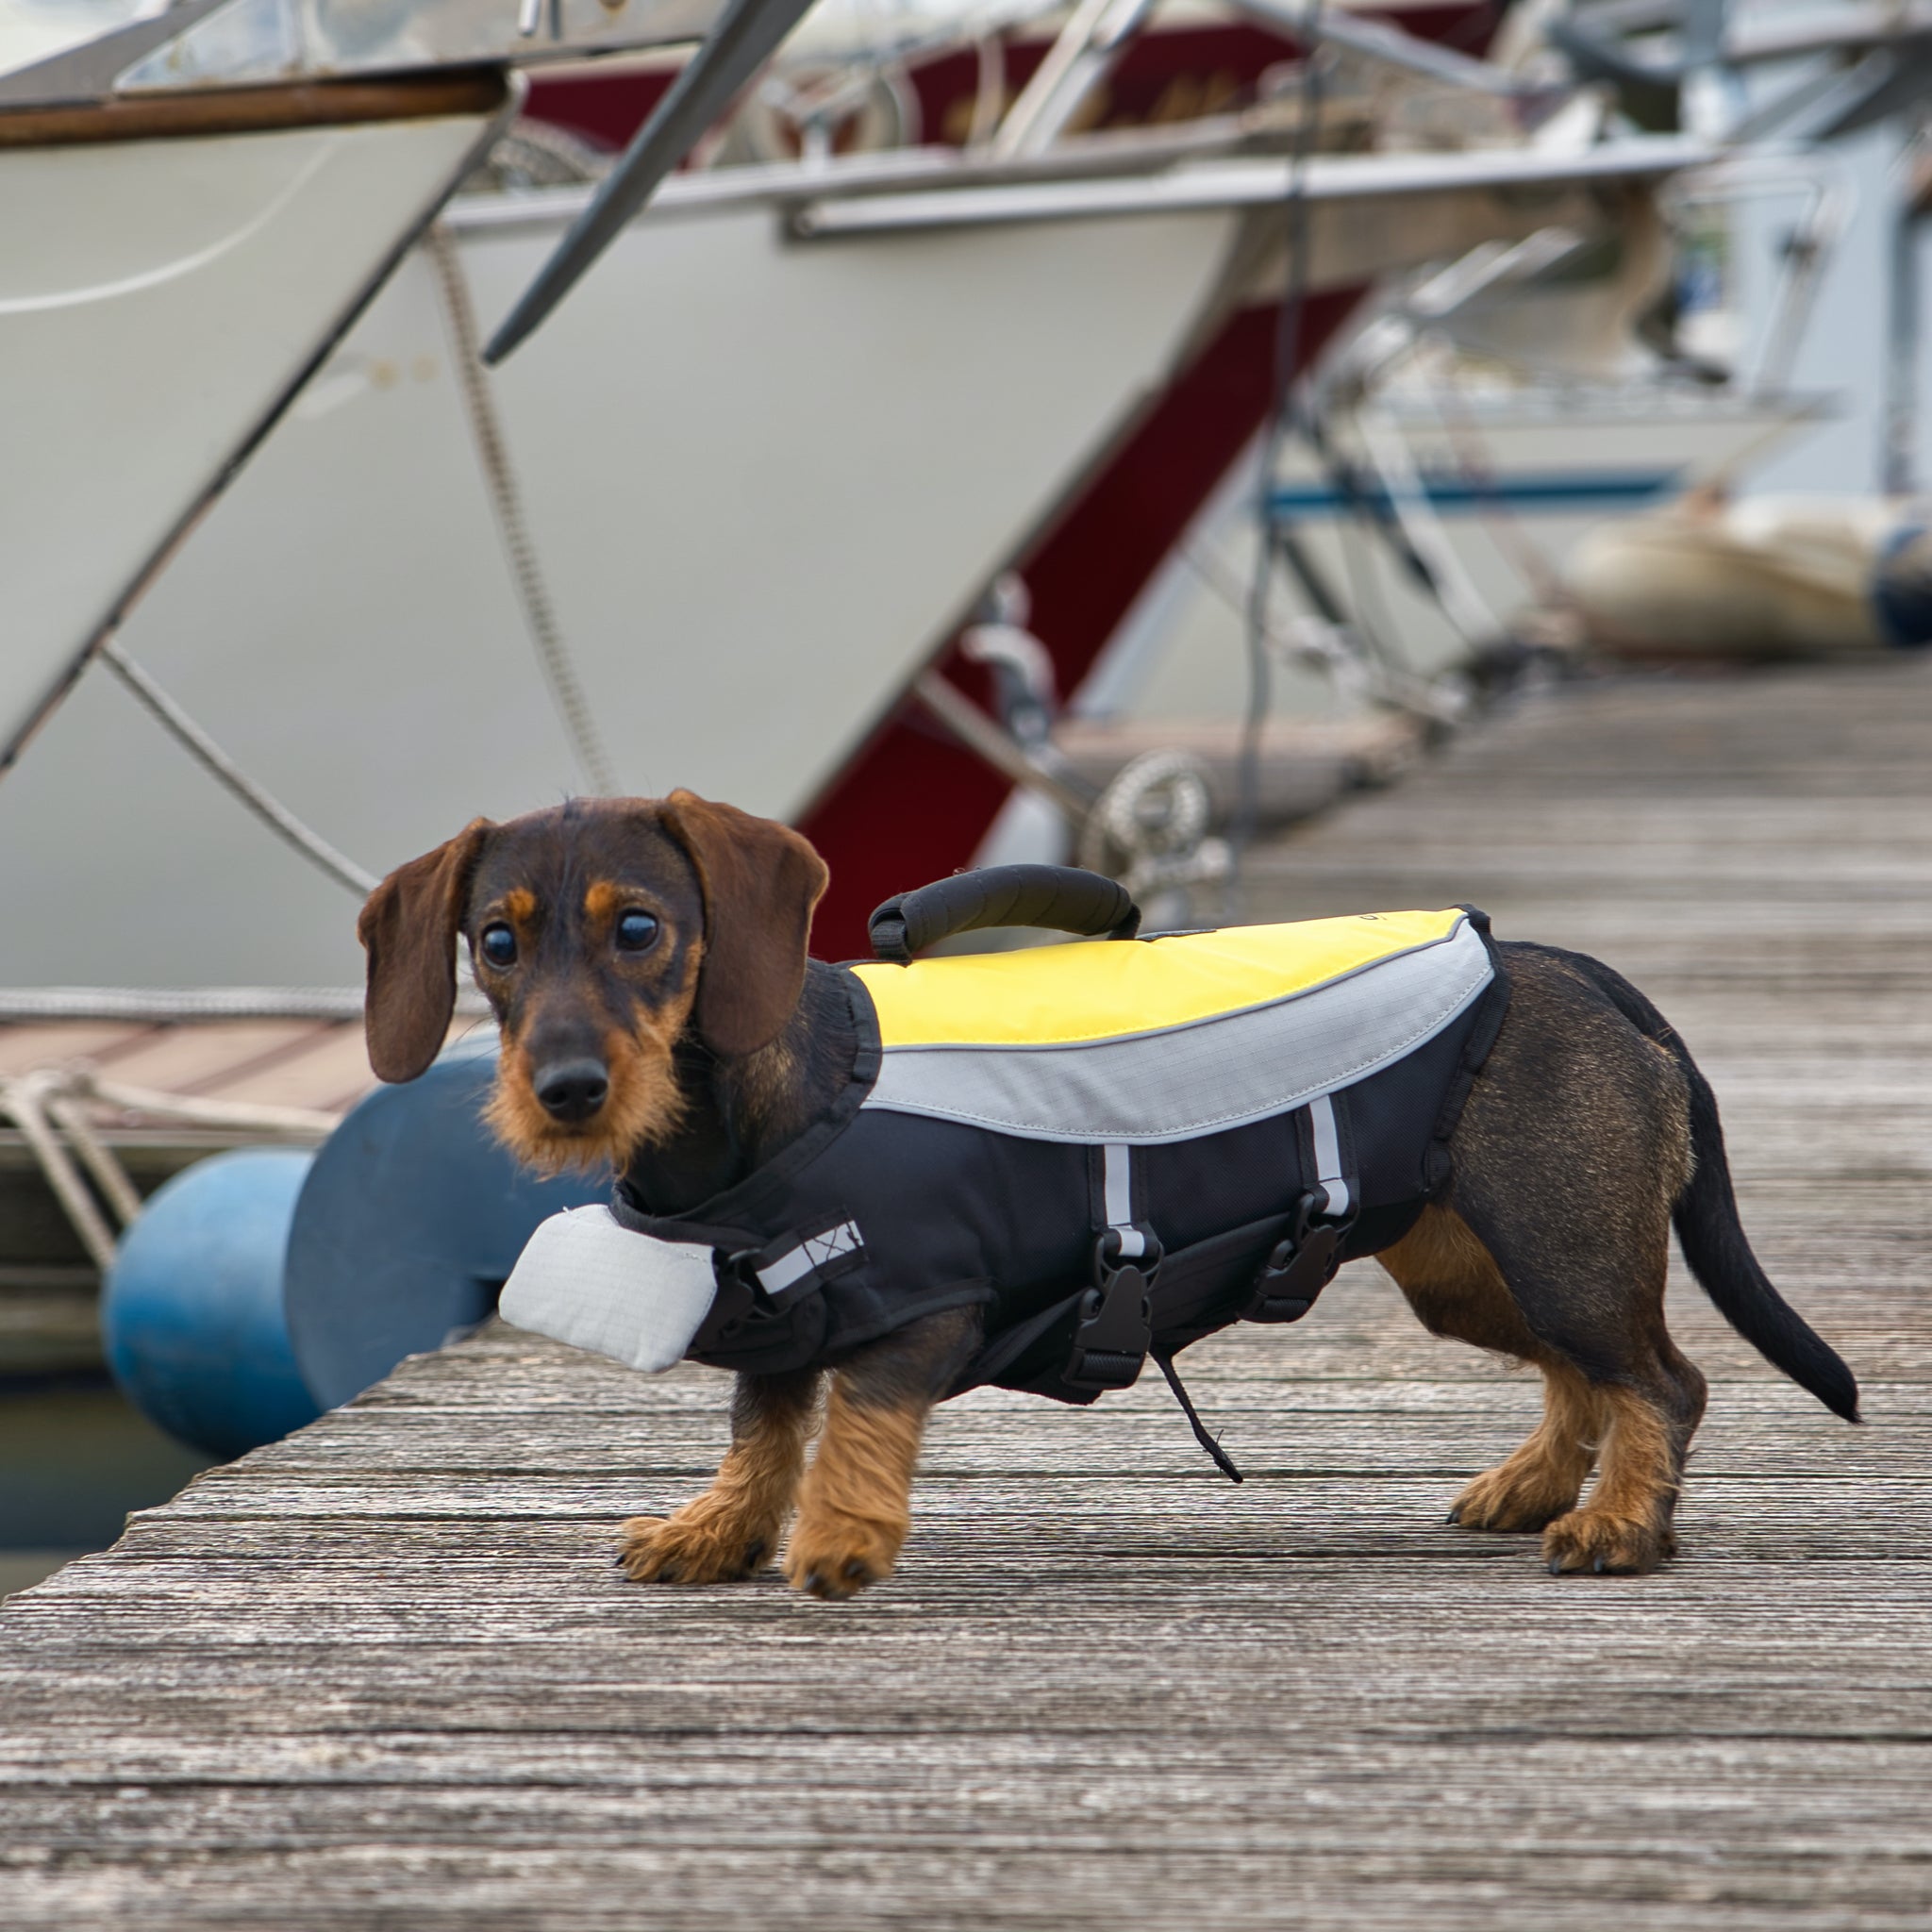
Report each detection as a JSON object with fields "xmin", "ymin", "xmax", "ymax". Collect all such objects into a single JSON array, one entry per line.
[
  {"xmin": 785, "ymin": 1306, "xmax": 982, "ymax": 1600},
  {"xmin": 619, "ymin": 1366, "xmax": 822, "ymax": 1585},
  {"xmin": 1381, "ymin": 1206, "xmax": 1607, "ymax": 1534},
  {"xmin": 1427, "ymin": 947, "xmax": 1710, "ymax": 1574}
]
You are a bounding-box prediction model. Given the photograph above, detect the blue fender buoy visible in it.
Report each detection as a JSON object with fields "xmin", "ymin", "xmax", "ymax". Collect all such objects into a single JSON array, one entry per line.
[
  {"xmin": 104, "ymin": 1041, "xmax": 602, "ymax": 1457},
  {"xmin": 104, "ymin": 1148, "xmax": 322, "ymax": 1458},
  {"xmin": 282, "ymin": 1042, "xmax": 601, "ymax": 1411}
]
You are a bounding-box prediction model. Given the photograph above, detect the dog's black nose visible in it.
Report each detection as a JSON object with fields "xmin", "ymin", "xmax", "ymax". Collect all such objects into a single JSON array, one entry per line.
[{"xmin": 534, "ymin": 1058, "xmax": 609, "ymax": 1122}]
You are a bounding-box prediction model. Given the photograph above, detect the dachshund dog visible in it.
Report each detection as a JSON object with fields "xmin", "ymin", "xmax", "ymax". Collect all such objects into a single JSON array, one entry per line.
[{"xmin": 359, "ymin": 791, "xmax": 1858, "ymax": 1598}]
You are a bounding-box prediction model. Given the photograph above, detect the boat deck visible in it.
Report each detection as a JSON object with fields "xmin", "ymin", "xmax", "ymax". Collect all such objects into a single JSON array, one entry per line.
[{"xmin": 4, "ymin": 662, "xmax": 1930, "ymax": 1929}]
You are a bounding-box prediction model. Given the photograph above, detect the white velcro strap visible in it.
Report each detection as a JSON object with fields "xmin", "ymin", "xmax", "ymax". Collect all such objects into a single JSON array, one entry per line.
[
  {"xmin": 1307, "ymin": 1092, "xmax": 1352, "ymax": 1219},
  {"xmin": 498, "ymin": 1206, "xmax": 717, "ymax": 1374}
]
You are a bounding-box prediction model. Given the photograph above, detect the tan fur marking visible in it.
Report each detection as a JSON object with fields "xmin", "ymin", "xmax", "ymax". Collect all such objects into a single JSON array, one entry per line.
[
  {"xmin": 1379, "ymin": 1204, "xmax": 1543, "ymax": 1362},
  {"xmin": 619, "ymin": 1376, "xmax": 821, "ymax": 1586},
  {"xmin": 1384, "ymin": 1206, "xmax": 1609, "ymax": 1537},
  {"xmin": 582, "ymin": 881, "xmax": 621, "ymax": 924},
  {"xmin": 784, "ymin": 1384, "xmax": 926, "ymax": 1599},
  {"xmin": 1453, "ymin": 1361, "xmax": 1607, "ymax": 1533},
  {"xmin": 502, "ymin": 888, "xmax": 537, "ymax": 925},
  {"xmin": 484, "ymin": 944, "xmax": 701, "ymax": 1174},
  {"xmin": 1542, "ymin": 1386, "xmax": 1682, "ymax": 1574}
]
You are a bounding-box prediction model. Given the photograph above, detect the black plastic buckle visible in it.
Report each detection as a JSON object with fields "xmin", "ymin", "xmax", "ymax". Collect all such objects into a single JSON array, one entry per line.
[
  {"xmin": 1243, "ymin": 1192, "xmax": 1353, "ymax": 1324},
  {"xmin": 1064, "ymin": 1229, "xmax": 1161, "ymax": 1392}
]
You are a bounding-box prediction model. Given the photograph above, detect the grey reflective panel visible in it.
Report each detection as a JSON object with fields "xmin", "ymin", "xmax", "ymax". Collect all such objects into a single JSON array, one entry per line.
[{"xmin": 860, "ymin": 919, "xmax": 1494, "ymax": 1144}]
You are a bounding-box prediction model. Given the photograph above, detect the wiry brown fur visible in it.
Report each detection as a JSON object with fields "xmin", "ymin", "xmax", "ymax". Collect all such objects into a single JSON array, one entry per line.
[
  {"xmin": 783, "ymin": 1306, "xmax": 981, "ymax": 1599},
  {"xmin": 484, "ymin": 969, "xmax": 698, "ymax": 1174},
  {"xmin": 1380, "ymin": 946, "xmax": 1711, "ymax": 1574},
  {"xmin": 785, "ymin": 1388, "xmax": 924, "ymax": 1599},
  {"xmin": 362, "ymin": 801, "xmax": 1857, "ymax": 1596}
]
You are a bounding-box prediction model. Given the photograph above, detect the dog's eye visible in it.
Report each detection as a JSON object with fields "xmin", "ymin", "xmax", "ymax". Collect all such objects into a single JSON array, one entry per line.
[
  {"xmin": 615, "ymin": 909, "xmax": 659, "ymax": 953},
  {"xmin": 479, "ymin": 923, "xmax": 518, "ymax": 969}
]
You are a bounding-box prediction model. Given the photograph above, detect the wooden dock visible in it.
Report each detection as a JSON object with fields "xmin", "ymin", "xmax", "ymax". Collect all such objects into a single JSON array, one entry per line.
[{"xmin": 4, "ymin": 662, "xmax": 1931, "ymax": 1929}]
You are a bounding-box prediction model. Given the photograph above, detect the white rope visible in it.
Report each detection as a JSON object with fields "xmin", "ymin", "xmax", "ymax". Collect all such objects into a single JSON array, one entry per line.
[
  {"xmin": 0, "ymin": 1066, "xmax": 345, "ymax": 1275},
  {"xmin": 43, "ymin": 1091, "xmax": 146, "ymax": 1227},
  {"xmin": 100, "ymin": 640, "xmax": 380, "ymax": 898},
  {"xmin": 1, "ymin": 1075, "xmax": 121, "ymax": 1273},
  {"xmin": 425, "ymin": 222, "xmax": 620, "ymax": 797},
  {"xmin": 68, "ymin": 1069, "xmax": 341, "ymax": 1140}
]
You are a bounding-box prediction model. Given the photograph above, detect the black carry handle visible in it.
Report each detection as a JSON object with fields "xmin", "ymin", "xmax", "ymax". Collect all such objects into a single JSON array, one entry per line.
[{"xmin": 869, "ymin": 865, "xmax": 1141, "ymax": 963}]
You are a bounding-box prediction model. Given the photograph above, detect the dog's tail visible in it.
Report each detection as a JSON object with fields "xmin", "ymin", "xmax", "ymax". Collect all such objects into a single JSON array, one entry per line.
[{"xmin": 1557, "ymin": 950, "xmax": 1861, "ymax": 1424}]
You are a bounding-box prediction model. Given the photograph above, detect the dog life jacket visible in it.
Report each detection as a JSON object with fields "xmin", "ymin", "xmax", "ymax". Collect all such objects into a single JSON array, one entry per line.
[{"xmin": 597, "ymin": 906, "xmax": 1508, "ymax": 1427}]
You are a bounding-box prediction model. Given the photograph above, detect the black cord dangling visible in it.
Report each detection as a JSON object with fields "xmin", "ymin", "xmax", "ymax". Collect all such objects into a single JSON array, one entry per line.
[{"xmin": 1153, "ymin": 1348, "xmax": 1245, "ymax": 1485}]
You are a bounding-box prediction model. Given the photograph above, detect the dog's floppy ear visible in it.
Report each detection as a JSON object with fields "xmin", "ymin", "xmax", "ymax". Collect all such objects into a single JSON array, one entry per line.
[
  {"xmin": 658, "ymin": 790, "xmax": 829, "ymax": 1057},
  {"xmin": 358, "ymin": 819, "xmax": 495, "ymax": 1083}
]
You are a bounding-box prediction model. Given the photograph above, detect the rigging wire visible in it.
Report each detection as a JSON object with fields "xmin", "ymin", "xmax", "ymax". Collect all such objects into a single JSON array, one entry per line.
[
  {"xmin": 95, "ymin": 212, "xmax": 625, "ymax": 912},
  {"xmin": 100, "ymin": 638, "xmax": 379, "ymax": 898},
  {"xmin": 1229, "ymin": 2, "xmax": 1327, "ymax": 913}
]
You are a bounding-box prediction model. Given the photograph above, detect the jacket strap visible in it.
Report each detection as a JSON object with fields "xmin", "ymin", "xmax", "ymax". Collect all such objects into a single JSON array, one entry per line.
[
  {"xmin": 726, "ymin": 1215, "xmax": 867, "ymax": 1307},
  {"xmin": 1305, "ymin": 1091, "xmax": 1353, "ymax": 1219},
  {"xmin": 1100, "ymin": 1140, "xmax": 1152, "ymax": 1262},
  {"xmin": 1064, "ymin": 1141, "xmax": 1158, "ymax": 1392},
  {"xmin": 1244, "ymin": 1091, "xmax": 1359, "ymax": 1325}
]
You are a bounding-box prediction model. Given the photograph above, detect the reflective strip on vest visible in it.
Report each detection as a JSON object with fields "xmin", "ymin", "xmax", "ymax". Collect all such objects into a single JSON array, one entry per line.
[
  {"xmin": 758, "ymin": 1218, "xmax": 864, "ymax": 1295},
  {"xmin": 1307, "ymin": 1092, "xmax": 1350, "ymax": 1218},
  {"xmin": 1102, "ymin": 1141, "xmax": 1149, "ymax": 1257},
  {"xmin": 853, "ymin": 909, "xmax": 1492, "ymax": 1145}
]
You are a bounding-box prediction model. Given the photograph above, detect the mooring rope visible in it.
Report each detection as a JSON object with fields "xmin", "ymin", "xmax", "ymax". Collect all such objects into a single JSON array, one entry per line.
[
  {"xmin": 0, "ymin": 1066, "xmax": 342, "ymax": 1273},
  {"xmin": 425, "ymin": 222, "xmax": 620, "ymax": 798}
]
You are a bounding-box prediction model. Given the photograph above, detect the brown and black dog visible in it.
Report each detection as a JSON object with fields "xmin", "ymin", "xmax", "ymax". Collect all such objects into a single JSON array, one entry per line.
[{"xmin": 359, "ymin": 791, "xmax": 1858, "ymax": 1598}]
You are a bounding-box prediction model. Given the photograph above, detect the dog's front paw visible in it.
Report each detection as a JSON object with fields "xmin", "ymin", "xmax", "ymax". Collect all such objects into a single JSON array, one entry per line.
[
  {"xmin": 782, "ymin": 1508, "xmax": 904, "ymax": 1601},
  {"xmin": 617, "ymin": 1501, "xmax": 778, "ymax": 1586},
  {"xmin": 1541, "ymin": 1507, "xmax": 1672, "ymax": 1576}
]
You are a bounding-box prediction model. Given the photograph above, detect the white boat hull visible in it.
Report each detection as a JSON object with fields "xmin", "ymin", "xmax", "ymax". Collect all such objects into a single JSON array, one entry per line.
[
  {"xmin": 0, "ymin": 93, "xmax": 509, "ymax": 762},
  {"xmin": 0, "ymin": 181, "xmax": 1244, "ymax": 985},
  {"xmin": 0, "ymin": 136, "xmax": 1702, "ymax": 986}
]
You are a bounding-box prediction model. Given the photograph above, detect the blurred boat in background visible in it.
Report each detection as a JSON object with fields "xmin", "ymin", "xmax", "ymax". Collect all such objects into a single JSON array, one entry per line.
[
  {"xmin": 1074, "ymin": 7, "xmax": 1849, "ymax": 760},
  {"xmin": 0, "ymin": 0, "xmax": 738, "ymax": 783},
  {"xmin": 1567, "ymin": 491, "xmax": 1932, "ymax": 658},
  {"xmin": 0, "ymin": 0, "xmax": 1709, "ymax": 978}
]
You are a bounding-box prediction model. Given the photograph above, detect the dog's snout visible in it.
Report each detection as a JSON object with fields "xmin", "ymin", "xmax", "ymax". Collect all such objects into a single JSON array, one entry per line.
[{"xmin": 534, "ymin": 1058, "xmax": 609, "ymax": 1123}]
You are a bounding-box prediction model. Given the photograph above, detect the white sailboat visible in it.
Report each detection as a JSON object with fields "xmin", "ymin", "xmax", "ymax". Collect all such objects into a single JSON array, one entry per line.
[
  {"xmin": 0, "ymin": 1, "xmax": 1708, "ymax": 984},
  {"xmin": 0, "ymin": 0, "xmax": 746, "ymax": 773}
]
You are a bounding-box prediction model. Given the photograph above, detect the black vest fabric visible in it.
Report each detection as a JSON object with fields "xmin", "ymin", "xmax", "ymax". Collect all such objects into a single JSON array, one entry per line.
[{"xmin": 611, "ymin": 914, "xmax": 1509, "ymax": 1404}]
